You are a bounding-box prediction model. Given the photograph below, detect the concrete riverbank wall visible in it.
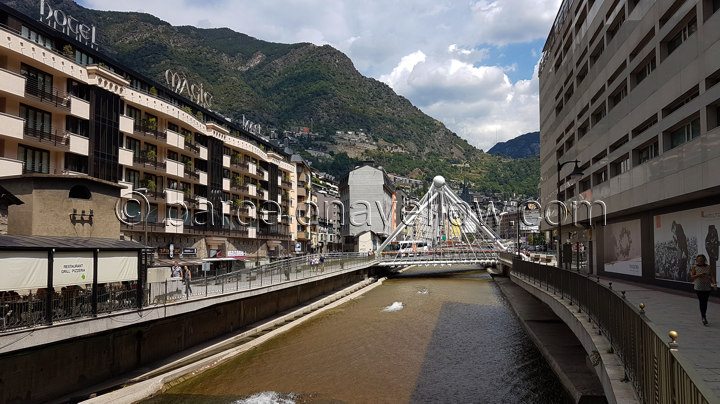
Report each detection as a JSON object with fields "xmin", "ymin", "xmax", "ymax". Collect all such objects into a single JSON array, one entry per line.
[{"xmin": 0, "ymin": 267, "xmax": 380, "ymax": 403}]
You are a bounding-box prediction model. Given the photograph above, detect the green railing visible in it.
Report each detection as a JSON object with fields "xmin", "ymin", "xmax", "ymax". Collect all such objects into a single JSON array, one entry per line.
[{"xmin": 512, "ymin": 259, "xmax": 716, "ymax": 404}]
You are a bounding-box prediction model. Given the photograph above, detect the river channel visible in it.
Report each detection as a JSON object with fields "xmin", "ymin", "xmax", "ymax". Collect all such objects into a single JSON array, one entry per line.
[{"xmin": 144, "ymin": 269, "xmax": 570, "ymax": 403}]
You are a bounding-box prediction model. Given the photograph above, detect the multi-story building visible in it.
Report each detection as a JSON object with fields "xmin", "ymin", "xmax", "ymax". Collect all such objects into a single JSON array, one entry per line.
[
  {"xmin": 312, "ymin": 173, "xmax": 342, "ymax": 253},
  {"xmin": 292, "ymin": 155, "xmax": 314, "ymax": 253},
  {"xmin": 0, "ymin": 4, "xmax": 296, "ymax": 266},
  {"xmin": 340, "ymin": 164, "xmax": 396, "ymax": 252},
  {"xmin": 539, "ymin": 0, "xmax": 720, "ymax": 286}
]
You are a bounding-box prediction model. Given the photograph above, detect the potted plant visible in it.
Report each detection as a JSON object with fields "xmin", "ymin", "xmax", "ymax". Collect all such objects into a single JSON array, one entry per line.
[
  {"xmin": 183, "ymin": 187, "xmax": 192, "ymax": 198},
  {"xmin": 62, "ymin": 45, "xmax": 74, "ymax": 58},
  {"xmin": 233, "ymin": 176, "xmax": 242, "ymax": 187},
  {"xmin": 146, "ymin": 179, "xmax": 156, "ymax": 192},
  {"xmin": 184, "ymin": 132, "xmax": 193, "ymax": 144},
  {"xmin": 149, "ymin": 86, "xmax": 158, "ymax": 96},
  {"xmin": 185, "ymin": 160, "xmax": 193, "ymax": 170},
  {"xmin": 146, "ymin": 149, "xmax": 156, "ymax": 161},
  {"xmin": 147, "ymin": 117, "xmax": 157, "ymax": 131}
]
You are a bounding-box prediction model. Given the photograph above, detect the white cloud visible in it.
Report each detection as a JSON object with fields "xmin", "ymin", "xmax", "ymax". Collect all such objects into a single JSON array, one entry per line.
[{"xmin": 81, "ymin": 0, "xmax": 561, "ymax": 150}]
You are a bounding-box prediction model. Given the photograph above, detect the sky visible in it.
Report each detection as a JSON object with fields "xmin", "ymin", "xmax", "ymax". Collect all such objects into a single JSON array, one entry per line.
[{"xmin": 79, "ymin": 0, "xmax": 562, "ymax": 152}]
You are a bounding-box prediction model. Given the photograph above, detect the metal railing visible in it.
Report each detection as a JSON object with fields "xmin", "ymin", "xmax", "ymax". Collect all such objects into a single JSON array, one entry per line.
[
  {"xmin": 25, "ymin": 79, "xmax": 71, "ymax": 110},
  {"xmin": 512, "ymin": 259, "xmax": 715, "ymax": 404},
  {"xmin": 23, "ymin": 127, "xmax": 70, "ymax": 148},
  {"xmin": 0, "ymin": 253, "xmax": 377, "ymax": 333}
]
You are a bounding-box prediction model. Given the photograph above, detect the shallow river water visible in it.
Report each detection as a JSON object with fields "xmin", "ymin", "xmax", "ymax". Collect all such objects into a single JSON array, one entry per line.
[{"xmin": 144, "ymin": 269, "xmax": 570, "ymax": 403}]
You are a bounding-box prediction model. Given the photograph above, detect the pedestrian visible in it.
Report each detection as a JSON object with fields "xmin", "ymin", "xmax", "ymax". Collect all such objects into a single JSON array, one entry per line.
[
  {"xmin": 171, "ymin": 261, "xmax": 182, "ymax": 278},
  {"xmin": 320, "ymin": 254, "xmax": 325, "ymax": 272},
  {"xmin": 183, "ymin": 266, "xmax": 193, "ymax": 296},
  {"xmin": 691, "ymin": 254, "xmax": 717, "ymax": 326}
]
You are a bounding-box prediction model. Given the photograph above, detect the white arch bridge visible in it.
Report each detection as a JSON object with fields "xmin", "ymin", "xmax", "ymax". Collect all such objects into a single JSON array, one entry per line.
[{"xmin": 374, "ymin": 176, "xmax": 508, "ymax": 267}]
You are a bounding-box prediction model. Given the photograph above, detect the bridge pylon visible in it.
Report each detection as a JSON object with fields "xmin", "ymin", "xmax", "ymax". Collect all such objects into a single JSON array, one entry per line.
[{"xmin": 376, "ymin": 176, "xmax": 507, "ymax": 266}]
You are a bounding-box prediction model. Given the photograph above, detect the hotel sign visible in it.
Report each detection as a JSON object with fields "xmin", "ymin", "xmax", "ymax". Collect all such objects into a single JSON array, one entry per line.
[
  {"xmin": 39, "ymin": 0, "xmax": 98, "ymax": 50},
  {"xmin": 165, "ymin": 69, "xmax": 213, "ymax": 108}
]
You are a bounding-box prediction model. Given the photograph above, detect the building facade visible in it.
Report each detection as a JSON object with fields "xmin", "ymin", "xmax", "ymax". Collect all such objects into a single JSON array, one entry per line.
[
  {"xmin": 0, "ymin": 4, "xmax": 296, "ymax": 266},
  {"xmin": 340, "ymin": 164, "xmax": 396, "ymax": 251},
  {"xmin": 539, "ymin": 0, "xmax": 720, "ymax": 286}
]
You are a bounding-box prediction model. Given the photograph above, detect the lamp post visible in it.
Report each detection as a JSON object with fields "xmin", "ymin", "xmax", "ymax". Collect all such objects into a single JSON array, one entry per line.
[
  {"xmin": 135, "ymin": 187, "xmax": 149, "ymax": 308},
  {"xmin": 557, "ymin": 160, "xmax": 584, "ymax": 268}
]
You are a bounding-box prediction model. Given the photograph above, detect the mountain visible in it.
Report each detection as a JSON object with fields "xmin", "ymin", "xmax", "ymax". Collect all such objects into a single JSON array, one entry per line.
[
  {"xmin": 5, "ymin": 0, "xmax": 540, "ymax": 197},
  {"xmin": 488, "ymin": 132, "xmax": 540, "ymax": 159}
]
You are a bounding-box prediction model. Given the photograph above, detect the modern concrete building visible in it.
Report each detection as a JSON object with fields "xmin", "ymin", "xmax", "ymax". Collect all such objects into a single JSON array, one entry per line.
[
  {"xmin": 0, "ymin": 3, "xmax": 296, "ymax": 266},
  {"xmin": 539, "ymin": 0, "xmax": 720, "ymax": 286},
  {"xmin": 340, "ymin": 164, "xmax": 396, "ymax": 251}
]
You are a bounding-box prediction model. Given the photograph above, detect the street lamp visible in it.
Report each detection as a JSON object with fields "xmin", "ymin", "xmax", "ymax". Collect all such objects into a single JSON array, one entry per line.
[
  {"xmin": 135, "ymin": 187, "xmax": 149, "ymax": 309},
  {"xmin": 557, "ymin": 160, "xmax": 584, "ymax": 268}
]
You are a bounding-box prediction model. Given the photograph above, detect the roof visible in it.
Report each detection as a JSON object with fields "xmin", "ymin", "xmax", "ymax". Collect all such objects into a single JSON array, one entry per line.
[{"xmin": 0, "ymin": 235, "xmax": 144, "ymax": 250}]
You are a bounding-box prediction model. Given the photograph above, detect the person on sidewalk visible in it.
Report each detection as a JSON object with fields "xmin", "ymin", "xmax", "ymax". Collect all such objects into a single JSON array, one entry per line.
[
  {"xmin": 691, "ymin": 254, "xmax": 717, "ymax": 325},
  {"xmin": 183, "ymin": 266, "xmax": 193, "ymax": 296}
]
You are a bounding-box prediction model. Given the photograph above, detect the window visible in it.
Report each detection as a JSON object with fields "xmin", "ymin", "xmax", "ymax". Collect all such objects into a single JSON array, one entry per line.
[
  {"xmin": 126, "ymin": 137, "xmax": 141, "ymax": 157},
  {"xmin": 19, "ymin": 104, "xmax": 52, "ymax": 135},
  {"xmin": 594, "ymin": 168, "xmax": 608, "ymax": 185},
  {"xmin": 65, "ymin": 153, "xmax": 88, "ymax": 174},
  {"xmin": 167, "ymin": 178, "xmax": 178, "ymax": 190},
  {"xmin": 126, "ymin": 168, "xmax": 141, "ymax": 188},
  {"xmin": 66, "ymin": 116, "xmax": 89, "ymax": 137},
  {"xmin": 147, "ymin": 204, "xmax": 159, "ymax": 223},
  {"xmin": 662, "ymin": 86, "xmax": 699, "ymax": 118},
  {"xmin": 611, "ymin": 155, "xmax": 630, "ymax": 176},
  {"xmin": 632, "ymin": 114, "xmax": 658, "ymax": 138},
  {"xmin": 580, "ymin": 177, "xmax": 591, "ymax": 192},
  {"xmin": 610, "ymin": 84, "xmax": 627, "ymax": 109},
  {"xmin": 223, "ymin": 168, "xmax": 230, "ymax": 179},
  {"xmin": 168, "ymin": 122, "xmax": 179, "ymax": 133},
  {"xmin": 17, "ymin": 144, "xmax": 49, "ymax": 174},
  {"xmin": 67, "ymin": 79, "xmax": 90, "ymax": 101},
  {"xmin": 666, "ymin": 118, "xmax": 701, "ymax": 150},
  {"xmin": 167, "ymin": 150, "xmax": 178, "ymax": 161},
  {"xmin": 126, "ymin": 105, "xmax": 141, "ymax": 123},
  {"xmin": 591, "ymin": 104, "xmax": 606, "ymax": 125},
  {"xmin": 633, "ymin": 57, "xmax": 656, "ymax": 87},
  {"xmin": 21, "ymin": 64, "xmax": 53, "ymax": 97},
  {"xmin": 21, "ymin": 26, "xmax": 53, "ymax": 49},
  {"xmin": 666, "ymin": 17, "xmax": 697, "ymax": 56},
  {"xmin": 635, "ymin": 140, "xmax": 659, "ymax": 165},
  {"xmin": 223, "ymin": 146, "xmax": 231, "ymax": 156},
  {"xmin": 74, "ymin": 50, "xmax": 94, "ymax": 66}
]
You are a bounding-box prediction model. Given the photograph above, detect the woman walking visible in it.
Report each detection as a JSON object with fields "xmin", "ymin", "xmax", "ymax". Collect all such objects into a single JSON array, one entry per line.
[
  {"xmin": 691, "ymin": 254, "xmax": 717, "ymax": 325},
  {"xmin": 183, "ymin": 266, "xmax": 193, "ymax": 296}
]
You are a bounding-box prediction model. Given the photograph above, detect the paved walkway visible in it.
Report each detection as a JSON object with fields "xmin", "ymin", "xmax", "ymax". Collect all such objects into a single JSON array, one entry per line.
[{"xmin": 592, "ymin": 276, "xmax": 720, "ymax": 400}]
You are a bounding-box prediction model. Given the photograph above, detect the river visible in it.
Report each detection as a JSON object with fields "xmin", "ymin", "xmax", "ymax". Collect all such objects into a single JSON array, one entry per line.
[{"xmin": 144, "ymin": 269, "xmax": 570, "ymax": 403}]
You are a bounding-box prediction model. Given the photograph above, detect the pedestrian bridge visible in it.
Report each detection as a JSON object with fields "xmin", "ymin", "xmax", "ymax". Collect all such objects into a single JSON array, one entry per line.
[{"xmin": 374, "ymin": 175, "xmax": 505, "ymax": 267}]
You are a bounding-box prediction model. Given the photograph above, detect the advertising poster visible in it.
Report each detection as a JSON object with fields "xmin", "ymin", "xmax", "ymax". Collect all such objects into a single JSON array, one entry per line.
[
  {"xmin": 654, "ymin": 204, "xmax": 720, "ymax": 282},
  {"xmin": 604, "ymin": 219, "xmax": 642, "ymax": 276}
]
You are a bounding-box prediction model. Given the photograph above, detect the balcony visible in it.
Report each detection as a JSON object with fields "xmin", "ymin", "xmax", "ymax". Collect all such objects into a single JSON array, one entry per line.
[
  {"xmin": 118, "ymin": 147, "xmax": 134, "ymax": 166},
  {"xmin": 0, "ymin": 157, "xmax": 23, "ymax": 177},
  {"xmin": 223, "ymin": 154, "xmax": 231, "ymax": 168},
  {"xmin": 0, "ymin": 68, "xmax": 26, "ymax": 97},
  {"xmin": 231, "ymin": 182, "xmax": 248, "ymax": 194},
  {"xmin": 133, "ymin": 121, "xmax": 166, "ymax": 140},
  {"xmin": 222, "ymin": 177, "xmax": 231, "ymax": 191},
  {"xmin": 184, "ymin": 168, "xmax": 199, "ymax": 180},
  {"xmin": 0, "ymin": 112, "xmax": 24, "ymax": 140},
  {"xmin": 67, "ymin": 133, "xmax": 89, "ymax": 156},
  {"xmin": 231, "ymin": 160, "xmax": 248, "ymax": 172},
  {"xmin": 23, "ymin": 127, "xmax": 69, "ymax": 149},
  {"xmin": 165, "ymin": 129, "xmax": 185, "ymax": 149},
  {"xmin": 198, "ymin": 144, "xmax": 208, "ymax": 160},
  {"xmin": 25, "ymin": 79, "xmax": 70, "ymax": 110},
  {"xmin": 132, "ymin": 154, "xmax": 166, "ymax": 170},
  {"xmin": 69, "ymin": 96, "xmax": 90, "ymax": 120},
  {"xmin": 165, "ymin": 159, "xmax": 185, "ymax": 178},
  {"xmin": 279, "ymin": 180, "xmax": 293, "ymax": 189},
  {"xmin": 184, "ymin": 141, "xmax": 200, "ymax": 154},
  {"xmin": 119, "ymin": 115, "xmax": 134, "ymax": 133}
]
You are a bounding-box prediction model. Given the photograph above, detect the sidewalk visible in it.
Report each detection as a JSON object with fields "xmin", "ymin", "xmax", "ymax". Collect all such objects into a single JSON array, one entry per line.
[{"xmin": 593, "ymin": 276, "xmax": 720, "ymax": 399}]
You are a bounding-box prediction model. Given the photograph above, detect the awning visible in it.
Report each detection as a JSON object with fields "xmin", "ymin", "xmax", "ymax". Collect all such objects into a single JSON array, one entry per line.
[
  {"xmin": 202, "ymin": 257, "xmax": 245, "ymax": 262},
  {"xmin": 154, "ymin": 258, "xmax": 204, "ymax": 267}
]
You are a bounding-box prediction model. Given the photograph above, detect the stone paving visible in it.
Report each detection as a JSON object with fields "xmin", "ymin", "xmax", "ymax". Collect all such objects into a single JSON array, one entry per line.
[{"xmin": 594, "ymin": 276, "xmax": 720, "ymax": 400}]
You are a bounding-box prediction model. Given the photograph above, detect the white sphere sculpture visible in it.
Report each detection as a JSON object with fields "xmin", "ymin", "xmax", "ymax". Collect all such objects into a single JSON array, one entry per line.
[{"xmin": 433, "ymin": 175, "xmax": 446, "ymax": 188}]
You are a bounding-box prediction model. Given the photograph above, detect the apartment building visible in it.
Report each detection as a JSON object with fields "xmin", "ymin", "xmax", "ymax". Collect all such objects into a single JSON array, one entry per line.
[
  {"xmin": 539, "ymin": 0, "xmax": 720, "ymax": 286},
  {"xmin": 0, "ymin": 4, "xmax": 296, "ymax": 265}
]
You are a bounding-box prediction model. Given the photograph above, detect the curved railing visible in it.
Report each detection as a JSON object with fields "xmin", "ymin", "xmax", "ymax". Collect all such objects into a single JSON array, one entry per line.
[{"xmin": 511, "ymin": 259, "xmax": 716, "ymax": 404}]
